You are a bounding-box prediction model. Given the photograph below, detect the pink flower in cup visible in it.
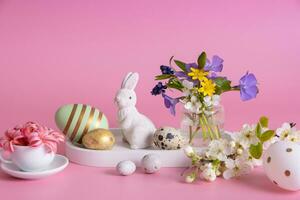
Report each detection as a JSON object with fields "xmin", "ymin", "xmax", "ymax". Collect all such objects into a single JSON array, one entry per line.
[{"xmin": 0, "ymin": 122, "xmax": 64, "ymax": 153}]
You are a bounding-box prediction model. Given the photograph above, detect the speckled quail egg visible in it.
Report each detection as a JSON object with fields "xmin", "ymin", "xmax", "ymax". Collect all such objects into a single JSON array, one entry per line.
[
  {"xmin": 153, "ymin": 126, "xmax": 186, "ymax": 150},
  {"xmin": 116, "ymin": 160, "xmax": 136, "ymax": 176},
  {"xmin": 141, "ymin": 154, "xmax": 161, "ymax": 174}
]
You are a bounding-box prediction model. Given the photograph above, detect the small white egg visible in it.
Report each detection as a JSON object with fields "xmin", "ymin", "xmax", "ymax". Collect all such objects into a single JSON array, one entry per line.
[
  {"xmin": 116, "ymin": 160, "xmax": 136, "ymax": 176},
  {"xmin": 141, "ymin": 154, "xmax": 161, "ymax": 174},
  {"xmin": 263, "ymin": 141, "xmax": 300, "ymax": 191}
]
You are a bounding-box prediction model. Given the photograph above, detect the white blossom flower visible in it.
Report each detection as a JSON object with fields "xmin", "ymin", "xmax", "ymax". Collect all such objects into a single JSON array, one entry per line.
[
  {"xmin": 236, "ymin": 148, "xmax": 243, "ymax": 155},
  {"xmin": 249, "ymin": 157, "xmax": 262, "ymax": 167},
  {"xmin": 287, "ymin": 132, "xmax": 300, "ymax": 143},
  {"xmin": 185, "ymin": 172, "xmax": 196, "ymax": 183},
  {"xmin": 263, "ymin": 136, "xmax": 279, "ymax": 150},
  {"xmin": 184, "ymin": 96, "xmax": 202, "ymax": 114},
  {"xmin": 223, "ymin": 157, "xmax": 253, "ymax": 179},
  {"xmin": 215, "ymin": 169, "xmax": 221, "ymax": 176},
  {"xmin": 182, "ymin": 80, "xmax": 194, "ymax": 89},
  {"xmin": 276, "ymin": 123, "xmax": 300, "ymax": 142},
  {"xmin": 201, "ymin": 163, "xmax": 217, "ymax": 182},
  {"xmin": 232, "ymin": 124, "xmax": 259, "ymax": 149},
  {"xmin": 240, "ymin": 150, "xmax": 262, "ymax": 167},
  {"xmin": 181, "ymin": 113, "xmax": 200, "ymax": 127},
  {"xmin": 276, "ymin": 122, "xmax": 291, "ymax": 139},
  {"xmin": 184, "ymin": 145, "xmax": 194, "ymax": 157},
  {"xmin": 206, "ymin": 139, "xmax": 233, "ymax": 161},
  {"xmin": 229, "ymin": 140, "xmax": 236, "ymax": 148},
  {"xmin": 203, "ymin": 95, "xmax": 221, "ymax": 107},
  {"xmin": 221, "ymin": 131, "xmax": 236, "ymax": 141},
  {"xmin": 182, "ymin": 80, "xmax": 194, "ymax": 96}
]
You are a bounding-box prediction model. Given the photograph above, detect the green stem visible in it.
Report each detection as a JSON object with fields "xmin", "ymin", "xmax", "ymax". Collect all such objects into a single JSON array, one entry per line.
[
  {"xmin": 221, "ymin": 86, "xmax": 240, "ymax": 94},
  {"xmin": 188, "ymin": 126, "xmax": 193, "ymax": 144},
  {"xmin": 202, "ymin": 113, "xmax": 221, "ymax": 140},
  {"xmin": 213, "ymin": 125, "xmax": 221, "ymax": 139},
  {"xmin": 189, "ymin": 125, "xmax": 201, "ymax": 144},
  {"xmin": 216, "ymin": 125, "xmax": 221, "ymax": 138},
  {"xmin": 190, "ymin": 126, "xmax": 201, "ymax": 143},
  {"xmin": 201, "ymin": 114, "xmax": 215, "ymax": 140},
  {"xmin": 199, "ymin": 116, "xmax": 208, "ymax": 140}
]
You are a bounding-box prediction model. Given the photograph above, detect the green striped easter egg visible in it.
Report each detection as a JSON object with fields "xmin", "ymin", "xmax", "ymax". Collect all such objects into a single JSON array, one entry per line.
[{"xmin": 55, "ymin": 104, "xmax": 109, "ymax": 144}]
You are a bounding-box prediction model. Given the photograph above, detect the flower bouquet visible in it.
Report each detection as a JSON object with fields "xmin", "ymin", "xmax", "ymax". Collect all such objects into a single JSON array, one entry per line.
[{"xmin": 152, "ymin": 51, "xmax": 259, "ymax": 144}]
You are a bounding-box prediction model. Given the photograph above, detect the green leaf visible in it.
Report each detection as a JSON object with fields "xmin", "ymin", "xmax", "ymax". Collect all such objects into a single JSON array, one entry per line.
[
  {"xmin": 259, "ymin": 130, "xmax": 275, "ymax": 142},
  {"xmin": 259, "ymin": 116, "xmax": 269, "ymax": 128},
  {"xmin": 167, "ymin": 84, "xmax": 183, "ymax": 91},
  {"xmin": 167, "ymin": 78, "xmax": 184, "ymax": 91},
  {"xmin": 174, "ymin": 60, "xmax": 186, "ymax": 71},
  {"xmin": 214, "ymin": 77, "xmax": 232, "ymax": 92},
  {"xmin": 214, "ymin": 87, "xmax": 222, "ymax": 95},
  {"xmin": 212, "ymin": 159, "xmax": 220, "ymax": 167},
  {"xmin": 169, "ymin": 56, "xmax": 174, "ymax": 66},
  {"xmin": 249, "ymin": 143, "xmax": 263, "ymax": 159},
  {"xmin": 197, "ymin": 52, "xmax": 207, "ymax": 69},
  {"xmin": 256, "ymin": 123, "xmax": 262, "ymax": 138},
  {"xmin": 155, "ymin": 74, "xmax": 173, "ymax": 80}
]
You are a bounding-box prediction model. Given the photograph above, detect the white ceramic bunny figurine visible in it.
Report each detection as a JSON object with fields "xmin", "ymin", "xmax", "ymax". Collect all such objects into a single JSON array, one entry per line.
[{"xmin": 115, "ymin": 72, "xmax": 156, "ymax": 149}]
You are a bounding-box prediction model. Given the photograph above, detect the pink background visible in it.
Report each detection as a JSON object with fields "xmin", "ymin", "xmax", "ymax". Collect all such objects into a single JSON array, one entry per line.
[{"xmin": 0, "ymin": 0, "xmax": 300, "ymax": 199}]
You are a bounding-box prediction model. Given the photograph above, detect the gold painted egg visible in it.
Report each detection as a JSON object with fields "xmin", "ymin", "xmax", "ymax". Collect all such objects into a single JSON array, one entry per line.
[
  {"xmin": 82, "ymin": 128, "xmax": 115, "ymax": 150},
  {"xmin": 55, "ymin": 104, "xmax": 109, "ymax": 144}
]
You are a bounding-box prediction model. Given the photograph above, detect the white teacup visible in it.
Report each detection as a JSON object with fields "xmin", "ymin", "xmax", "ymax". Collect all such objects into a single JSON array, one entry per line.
[{"xmin": 0, "ymin": 144, "xmax": 55, "ymax": 172}]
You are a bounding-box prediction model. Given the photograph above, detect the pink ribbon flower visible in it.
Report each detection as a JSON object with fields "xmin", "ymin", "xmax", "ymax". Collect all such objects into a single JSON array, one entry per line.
[{"xmin": 0, "ymin": 122, "xmax": 64, "ymax": 153}]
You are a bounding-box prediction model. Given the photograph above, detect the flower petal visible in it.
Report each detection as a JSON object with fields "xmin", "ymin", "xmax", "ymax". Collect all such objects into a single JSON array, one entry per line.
[{"xmin": 223, "ymin": 169, "xmax": 234, "ymax": 180}]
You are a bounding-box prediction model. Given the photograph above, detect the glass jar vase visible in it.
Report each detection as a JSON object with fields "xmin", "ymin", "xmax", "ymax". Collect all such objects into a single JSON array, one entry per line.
[{"xmin": 181, "ymin": 104, "xmax": 225, "ymax": 146}]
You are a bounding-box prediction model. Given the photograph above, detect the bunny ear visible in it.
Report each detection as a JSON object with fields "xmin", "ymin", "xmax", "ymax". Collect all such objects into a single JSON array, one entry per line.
[
  {"xmin": 123, "ymin": 72, "xmax": 139, "ymax": 90},
  {"xmin": 121, "ymin": 72, "xmax": 133, "ymax": 88}
]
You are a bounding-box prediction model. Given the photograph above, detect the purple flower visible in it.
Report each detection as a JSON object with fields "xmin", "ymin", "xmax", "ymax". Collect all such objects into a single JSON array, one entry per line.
[
  {"xmin": 174, "ymin": 63, "xmax": 198, "ymax": 78},
  {"xmin": 185, "ymin": 63, "xmax": 198, "ymax": 72},
  {"xmin": 160, "ymin": 65, "xmax": 174, "ymax": 75},
  {"xmin": 204, "ymin": 55, "xmax": 223, "ymax": 72},
  {"xmin": 151, "ymin": 82, "xmax": 167, "ymax": 96},
  {"xmin": 174, "ymin": 71, "xmax": 187, "ymax": 78},
  {"xmin": 162, "ymin": 94, "xmax": 180, "ymax": 116},
  {"xmin": 208, "ymin": 72, "xmax": 218, "ymax": 79},
  {"xmin": 239, "ymin": 72, "xmax": 258, "ymax": 101}
]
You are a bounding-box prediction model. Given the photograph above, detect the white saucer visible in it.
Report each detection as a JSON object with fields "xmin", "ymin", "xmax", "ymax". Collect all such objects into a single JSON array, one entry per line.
[{"xmin": 0, "ymin": 154, "xmax": 69, "ymax": 180}]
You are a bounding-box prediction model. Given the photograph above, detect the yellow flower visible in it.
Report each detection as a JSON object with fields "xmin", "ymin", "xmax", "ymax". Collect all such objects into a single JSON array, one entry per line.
[
  {"xmin": 198, "ymin": 79, "xmax": 216, "ymax": 96},
  {"xmin": 188, "ymin": 68, "xmax": 209, "ymax": 81}
]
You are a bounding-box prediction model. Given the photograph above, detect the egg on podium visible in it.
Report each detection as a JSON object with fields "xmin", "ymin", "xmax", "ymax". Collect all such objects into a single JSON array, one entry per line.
[
  {"xmin": 55, "ymin": 104, "xmax": 109, "ymax": 144},
  {"xmin": 82, "ymin": 128, "xmax": 115, "ymax": 150}
]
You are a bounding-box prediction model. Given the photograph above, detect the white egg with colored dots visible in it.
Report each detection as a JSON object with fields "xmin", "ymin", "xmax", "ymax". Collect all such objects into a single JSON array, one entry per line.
[
  {"xmin": 141, "ymin": 154, "xmax": 161, "ymax": 174},
  {"xmin": 116, "ymin": 160, "xmax": 136, "ymax": 176},
  {"xmin": 263, "ymin": 141, "xmax": 300, "ymax": 191}
]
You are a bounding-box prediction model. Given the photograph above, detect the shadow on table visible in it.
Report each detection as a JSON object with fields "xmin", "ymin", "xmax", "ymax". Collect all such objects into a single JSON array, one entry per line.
[
  {"xmin": 103, "ymin": 168, "xmax": 121, "ymax": 176},
  {"xmin": 103, "ymin": 167, "xmax": 154, "ymax": 176},
  {"xmin": 0, "ymin": 171, "xmax": 24, "ymax": 182},
  {"xmin": 236, "ymin": 169, "xmax": 291, "ymax": 194}
]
